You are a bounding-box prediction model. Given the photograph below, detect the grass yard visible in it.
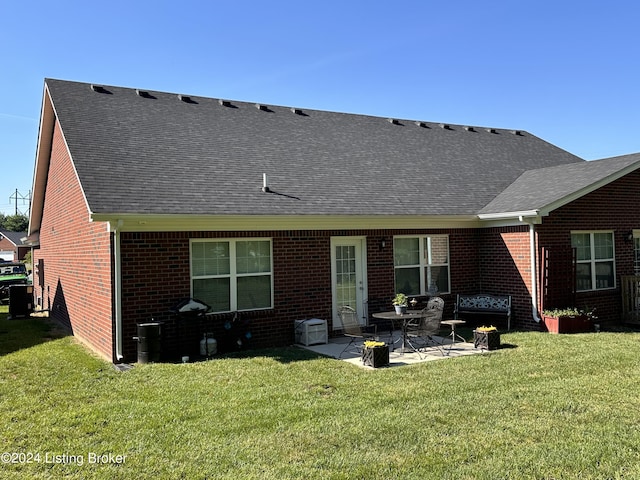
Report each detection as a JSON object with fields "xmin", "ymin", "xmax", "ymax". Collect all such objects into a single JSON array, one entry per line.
[{"xmin": 1, "ymin": 308, "xmax": 640, "ymax": 479}]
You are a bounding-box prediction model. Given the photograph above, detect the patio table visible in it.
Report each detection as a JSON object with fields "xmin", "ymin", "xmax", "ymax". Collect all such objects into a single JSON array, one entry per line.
[
  {"xmin": 372, "ymin": 310, "xmax": 424, "ymax": 354},
  {"xmin": 441, "ymin": 319, "xmax": 466, "ymax": 353}
]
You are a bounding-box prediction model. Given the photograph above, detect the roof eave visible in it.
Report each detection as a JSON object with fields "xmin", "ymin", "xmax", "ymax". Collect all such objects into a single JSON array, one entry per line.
[
  {"xmin": 28, "ymin": 83, "xmax": 55, "ymax": 237},
  {"xmin": 91, "ymin": 213, "xmax": 484, "ymax": 232}
]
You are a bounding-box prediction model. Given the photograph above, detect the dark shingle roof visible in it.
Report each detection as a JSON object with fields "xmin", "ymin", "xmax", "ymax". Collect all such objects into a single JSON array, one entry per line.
[
  {"xmin": 45, "ymin": 78, "xmax": 585, "ymax": 217},
  {"xmin": 480, "ymin": 153, "xmax": 640, "ymax": 215},
  {"xmin": 0, "ymin": 230, "xmax": 26, "ymax": 245}
]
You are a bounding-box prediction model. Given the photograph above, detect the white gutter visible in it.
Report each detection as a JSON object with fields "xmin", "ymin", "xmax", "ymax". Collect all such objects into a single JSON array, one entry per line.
[
  {"xmin": 527, "ymin": 221, "xmax": 542, "ymax": 323},
  {"xmin": 110, "ymin": 220, "xmax": 124, "ymax": 361}
]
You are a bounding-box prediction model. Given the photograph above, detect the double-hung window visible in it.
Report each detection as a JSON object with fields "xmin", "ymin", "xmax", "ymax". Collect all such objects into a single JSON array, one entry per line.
[
  {"xmin": 393, "ymin": 235, "xmax": 450, "ymax": 295},
  {"xmin": 191, "ymin": 239, "xmax": 273, "ymax": 313},
  {"xmin": 571, "ymin": 231, "xmax": 615, "ymax": 291}
]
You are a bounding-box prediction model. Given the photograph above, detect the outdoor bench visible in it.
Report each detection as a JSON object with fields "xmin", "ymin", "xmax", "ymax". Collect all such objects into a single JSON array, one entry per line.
[{"xmin": 454, "ymin": 293, "xmax": 512, "ymax": 330}]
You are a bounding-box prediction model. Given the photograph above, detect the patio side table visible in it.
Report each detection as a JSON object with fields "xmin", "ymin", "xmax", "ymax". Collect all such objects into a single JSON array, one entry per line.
[{"xmin": 441, "ymin": 319, "xmax": 466, "ymax": 353}]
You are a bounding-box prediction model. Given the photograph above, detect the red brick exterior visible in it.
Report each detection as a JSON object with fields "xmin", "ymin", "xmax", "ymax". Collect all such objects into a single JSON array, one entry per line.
[
  {"xmin": 33, "ymin": 124, "xmax": 640, "ymax": 362},
  {"xmin": 32, "ymin": 120, "xmax": 114, "ymax": 361},
  {"xmin": 536, "ymin": 169, "xmax": 640, "ymax": 324},
  {"xmin": 0, "ymin": 235, "xmax": 19, "ymax": 261}
]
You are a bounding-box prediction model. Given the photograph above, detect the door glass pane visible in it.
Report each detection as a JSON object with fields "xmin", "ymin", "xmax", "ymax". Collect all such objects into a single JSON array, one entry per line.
[
  {"xmin": 336, "ymin": 246, "xmax": 357, "ymax": 308},
  {"xmin": 394, "ymin": 238, "xmax": 420, "ymax": 266},
  {"xmin": 237, "ymin": 275, "xmax": 271, "ymax": 310},
  {"xmin": 193, "ymin": 278, "xmax": 230, "ymax": 311},
  {"xmin": 395, "ymin": 267, "xmax": 420, "ymax": 295}
]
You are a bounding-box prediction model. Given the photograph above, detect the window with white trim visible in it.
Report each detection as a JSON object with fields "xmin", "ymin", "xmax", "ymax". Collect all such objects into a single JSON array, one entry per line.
[
  {"xmin": 190, "ymin": 239, "xmax": 273, "ymax": 312},
  {"xmin": 393, "ymin": 235, "xmax": 450, "ymax": 295},
  {"xmin": 571, "ymin": 231, "xmax": 615, "ymax": 291}
]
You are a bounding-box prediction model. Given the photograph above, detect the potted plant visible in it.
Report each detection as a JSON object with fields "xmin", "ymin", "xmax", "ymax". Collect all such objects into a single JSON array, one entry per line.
[
  {"xmin": 362, "ymin": 340, "xmax": 389, "ymax": 368},
  {"xmin": 473, "ymin": 325, "xmax": 500, "ymax": 350},
  {"xmin": 541, "ymin": 307, "xmax": 596, "ymax": 334},
  {"xmin": 392, "ymin": 293, "xmax": 408, "ymax": 314}
]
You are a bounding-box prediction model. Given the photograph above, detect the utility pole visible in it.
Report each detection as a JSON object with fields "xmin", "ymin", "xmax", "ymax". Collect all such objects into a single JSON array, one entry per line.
[{"xmin": 9, "ymin": 189, "xmax": 31, "ymax": 216}]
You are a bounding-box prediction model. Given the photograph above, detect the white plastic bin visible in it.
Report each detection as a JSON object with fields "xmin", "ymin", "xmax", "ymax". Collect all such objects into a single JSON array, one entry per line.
[{"xmin": 294, "ymin": 318, "xmax": 328, "ymax": 346}]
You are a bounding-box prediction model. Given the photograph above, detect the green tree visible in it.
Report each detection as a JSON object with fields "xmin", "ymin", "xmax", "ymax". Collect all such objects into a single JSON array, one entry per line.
[{"xmin": 1, "ymin": 214, "xmax": 28, "ymax": 232}]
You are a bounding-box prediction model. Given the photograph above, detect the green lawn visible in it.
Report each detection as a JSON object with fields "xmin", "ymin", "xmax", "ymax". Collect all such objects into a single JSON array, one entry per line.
[{"xmin": 1, "ymin": 309, "xmax": 640, "ymax": 479}]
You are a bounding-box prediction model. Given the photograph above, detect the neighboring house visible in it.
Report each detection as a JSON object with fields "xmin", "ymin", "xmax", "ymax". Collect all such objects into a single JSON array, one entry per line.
[
  {"xmin": 0, "ymin": 229, "xmax": 28, "ymax": 262},
  {"xmin": 25, "ymin": 78, "xmax": 640, "ymax": 363}
]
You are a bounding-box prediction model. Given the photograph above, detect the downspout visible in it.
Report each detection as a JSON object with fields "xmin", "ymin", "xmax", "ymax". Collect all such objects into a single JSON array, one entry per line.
[
  {"xmin": 527, "ymin": 220, "xmax": 542, "ymax": 323},
  {"xmin": 112, "ymin": 219, "xmax": 124, "ymax": 361}
]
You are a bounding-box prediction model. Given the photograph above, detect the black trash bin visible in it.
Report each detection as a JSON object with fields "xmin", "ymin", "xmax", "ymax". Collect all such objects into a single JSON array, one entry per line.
[
  {"xmin": 134, "ymin": 322, "xmax": 163, "ymax": 363},
  {"xmin": 8, "ymin": 285, "xmax": 33, "ymax": 319}
]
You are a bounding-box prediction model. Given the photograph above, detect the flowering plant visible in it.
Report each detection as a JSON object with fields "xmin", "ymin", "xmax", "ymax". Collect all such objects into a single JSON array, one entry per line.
[
  {"xmin": 542, "ymin": 307, "xmax": 597, "ymax": 319},
  {"xmin": 392, "ymin": 293, "xmax": 408, "ymax": 306},
  {"xmin": 476, "ymin": 325, "xmax": 497, "ymax": 332},
  {"xmin": 363, "ymin": 340, "xmax": 386, "ymax": 348}
]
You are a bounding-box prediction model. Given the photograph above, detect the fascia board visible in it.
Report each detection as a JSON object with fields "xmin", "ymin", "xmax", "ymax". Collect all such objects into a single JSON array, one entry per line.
[{"xmin": 92, "ymin": 214, "xmax": 483, "ymax": 232}]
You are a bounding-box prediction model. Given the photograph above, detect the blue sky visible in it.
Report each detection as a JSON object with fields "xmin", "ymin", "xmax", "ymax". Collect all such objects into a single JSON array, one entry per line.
[{"xmin": 1, "ymin": 0, "xmax": 639, "ymax": 216}]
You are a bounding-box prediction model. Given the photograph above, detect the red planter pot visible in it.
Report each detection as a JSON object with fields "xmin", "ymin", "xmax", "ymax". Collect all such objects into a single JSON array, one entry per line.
[{"xmin": 542, "ymin": 314, "xmax": 592, "ymax": 334}]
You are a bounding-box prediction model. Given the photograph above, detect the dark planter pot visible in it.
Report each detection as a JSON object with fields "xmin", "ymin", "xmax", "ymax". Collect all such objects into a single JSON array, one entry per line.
[
  {"xmin": 542, "ymin": 314, "xmax": 592, "ymax": 334},
  {"xmin": 362, "ymin": 345, "xmax": 390, "ymax": 368},
  {"xmin": 473, "ymin": 330, "xmax": 501, "ymax": 350}
]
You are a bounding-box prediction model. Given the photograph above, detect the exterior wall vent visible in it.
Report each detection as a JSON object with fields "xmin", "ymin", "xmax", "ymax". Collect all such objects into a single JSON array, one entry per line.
[{"xmin": 90, "ymin": 85, "xmax": 110, "ymax": 94}]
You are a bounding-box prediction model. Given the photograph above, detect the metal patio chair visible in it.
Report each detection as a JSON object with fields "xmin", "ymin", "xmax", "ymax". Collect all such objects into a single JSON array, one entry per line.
[
  {"xmin": 405, "ymin": 297, "xmax": 445, "ymax": 356},
  {"xmin": 338, "ymin": 305, "xmax": 377, "ymax": 359}
]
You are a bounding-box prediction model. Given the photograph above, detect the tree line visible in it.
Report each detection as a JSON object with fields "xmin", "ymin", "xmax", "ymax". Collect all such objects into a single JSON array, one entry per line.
[{"xmin": 0, "ymin": 214, "xmax": 29, "ymax": 232}]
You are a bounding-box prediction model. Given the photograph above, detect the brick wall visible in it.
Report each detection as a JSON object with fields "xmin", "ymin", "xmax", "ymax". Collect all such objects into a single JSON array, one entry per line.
[
  {"xmin": 478, "ymin": 226, "xmax": 536, "ymax": 328},
  {"xmin": 537, "ymin": 169, "xmax": 640, "ymax": 324},
  {"xmin": 32, "ymin": 120, "xmax": 114, "ymax": 361},
  {"xmin": 118, "ymin": 228, "xmax": 499, "ymax": 361}
]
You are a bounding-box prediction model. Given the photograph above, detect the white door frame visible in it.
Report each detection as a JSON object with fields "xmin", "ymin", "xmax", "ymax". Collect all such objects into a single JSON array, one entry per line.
[{"xmin": 330, "ymin": 236, "xmax": 368, "ymax": 330}]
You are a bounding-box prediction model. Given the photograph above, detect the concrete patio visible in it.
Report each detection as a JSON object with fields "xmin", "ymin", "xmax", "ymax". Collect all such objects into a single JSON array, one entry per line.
[{"xmin": 297, "ymin": 331, "xmax": 491, "ymax": 369}]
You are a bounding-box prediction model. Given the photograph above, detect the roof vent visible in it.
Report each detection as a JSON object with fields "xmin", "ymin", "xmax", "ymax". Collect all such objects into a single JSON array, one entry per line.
[
  {"xmin": 291, "ymin": 107, "xmax": 303, "ymax": 115},
  {"xmin": 439, "ymin": 123, "xmax": 452, "ymax": 130},
  {"xmin": 415, "ymin": 121, "xmax": 429, "ymax": 128},
  {"xmin": 90, "ymin": 84, "xmax": 110, "ymax": 94},
  {"xmin": 218, "ymin": 99, "xmax": 233, "ymax": 107},
  {"xmin": 178, "ymin": 94, "xmax": 196, "ymax": 104},
  {"xmin": 136, "ymin": 89, "xmax": 156, "ymax": 99},
  {"xmin": 486, "ymin": 128, "xmax": 497, "ymax": 134},
  {"xmin": 511, "ymin": 130, "xmax": 523, "ymax": 136},
  {"xmin": 255, "ymin": 103, "xmax": 272, "ymax": 112},
  {"xmin": 464, "ymin": 126, "xmax": 476, "ymax": 132},
  {"xmin": 388, "ymin": 118, "xmax": 401, "ymax": 125}
]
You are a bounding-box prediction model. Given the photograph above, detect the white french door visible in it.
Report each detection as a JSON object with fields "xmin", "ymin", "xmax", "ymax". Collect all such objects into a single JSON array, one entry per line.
[{"xmin": 331, "ymin": 237, "xmax": 368, "ymax": 330}]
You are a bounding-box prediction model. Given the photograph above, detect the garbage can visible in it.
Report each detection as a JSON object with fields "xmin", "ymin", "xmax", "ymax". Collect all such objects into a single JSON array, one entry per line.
[
  {"xmin": 134, "ymin": 322, "xmax": 163, "ymax": 363},
  {"xmin": 8, "ymin": 285, "xmax": 33, "ymax": 319}
]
